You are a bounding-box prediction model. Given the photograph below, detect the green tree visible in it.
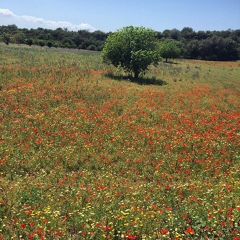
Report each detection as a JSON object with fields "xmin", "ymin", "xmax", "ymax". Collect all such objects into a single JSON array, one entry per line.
[
  {"xmin": 102, "ymin": 26, "xmax": 160, "ymax": 79},
  {"xmin": 170, "ymin": 28, "xmax": 180, "ymax": 40},
  {"xmin": 186, "ymin": 40, "xmax": 200, "ymax": 59},
  {"xmin": 37, "ymin": 40, "xmax": 45, "ymax": 47},
  {"xmin": 25, "ymin": 39, "xmax": 33, "ymax": 46},
  {"xmin": 86, "ymin": 44, "xmax": 96, "ymax": 50},
  {"xmin": 181, "ymin": 27, "xmax": 195, "ymax": 40},
  {"xmin": 2, "ymin": 32, "xmax": 11, "ymax": 45},
  {"xmin": 47, "ymin": 41, "xmax": 53, "ymax": 48},
  {"xmin": 159, "ymin": 41, "xmax": 181, "ymax": 62},
  {"xmin": 13, "ymin": 33, "xmax": 25, "ymax": 44}
]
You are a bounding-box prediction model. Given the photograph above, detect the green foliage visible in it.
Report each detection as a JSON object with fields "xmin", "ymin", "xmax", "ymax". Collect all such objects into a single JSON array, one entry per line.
[
  {"xmin": 159, "ymin": 40, "xmax": 181, "ymax": 62},
  {"xmin": 25, "ymin": 39, "xmax": 33, "ymax": 46},
  {"xmin": 2, "ymin": 32, "xmax": 11, "ymax": 45},
  {"xmin": 38, "ymin": 40, "xmax": 45, "ymax": 47},
  {"xmin": 198, "ymin": 36, "xmax": 238, "ymax": 61},
  {"xmin": 86, "ymin": 44, "xmax": 96, "ymax": 50},
  {"xmin": 47, "ymin": 41, "xmax": 53, "ymax": 48},
  {"xmin": 102, "ymin": 26, "xmax": 160, "ymax": 79},
  {"xmin": 0, "ymin": 24, "xmax": 239, "ymax": 60},
  {"xmin": 0, "ymin": 25, "xmax": 108, "ymax": 51},
  {"xmin": 17, "ymin": 186, "xmax": 43, "ymax": 206},
  {"xmin": 13, "ymin": 33, "xmax": 25, "ymax": 44}
]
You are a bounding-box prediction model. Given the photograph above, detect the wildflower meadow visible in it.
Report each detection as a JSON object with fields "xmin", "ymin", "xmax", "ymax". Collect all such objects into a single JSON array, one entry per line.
[{"xmin": 0, "ymin": 44, "xmax": 239, "ymax": 239}]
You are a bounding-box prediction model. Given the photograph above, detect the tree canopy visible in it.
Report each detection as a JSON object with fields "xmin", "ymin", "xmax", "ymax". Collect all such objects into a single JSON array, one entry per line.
[
  {"xmin": 101, "ymin": 26, "xmax": 160, "ymax": 79},
  {"xmin": 159, "ymin": 40, "xmax": 181, "ymax": 62},
  {"xmin": 0, "ymin": 24, "xmax": 239, "ymax": 61},
  {"xmin": 0, "ymin": 25, "xmax": 108, "ymax": 50},
  {"xmin": 2, "ymin": 32, "xmax": 10, "ymax": 45}
]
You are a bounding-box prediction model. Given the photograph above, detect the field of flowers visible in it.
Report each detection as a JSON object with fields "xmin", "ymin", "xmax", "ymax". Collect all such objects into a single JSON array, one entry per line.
[{"xmin": 0, "ymin": 44, "xmax": 239, "ymax": 239}]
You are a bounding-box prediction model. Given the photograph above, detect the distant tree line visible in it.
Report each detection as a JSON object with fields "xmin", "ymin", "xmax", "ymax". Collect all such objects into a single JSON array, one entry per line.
[
  {"xmin": 1, "ymin": 25, "xmax": 239, "ymax": 61},
  {"xmin": 157, "ymin": 27, "xmax": 240, "ymax": 61},
  {"xmin": 0, "ymin": 24, "xmax": 108, "ymax": 51}
]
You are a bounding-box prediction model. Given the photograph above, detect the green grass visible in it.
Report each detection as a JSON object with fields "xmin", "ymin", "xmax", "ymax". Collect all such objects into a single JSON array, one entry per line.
[{"xmin": 0, "ymin": 44, "xmax": 240, "ymax": 239}]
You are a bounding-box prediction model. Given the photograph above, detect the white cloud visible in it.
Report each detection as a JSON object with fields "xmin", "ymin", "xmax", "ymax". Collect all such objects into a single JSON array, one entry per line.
[
  {"xmin": 0, "ymin": 8, "xmax": 16, "ymax": 17},
  {"xmin": 0, "ymin": 8, "xmax": 97, "ymax": 32}
]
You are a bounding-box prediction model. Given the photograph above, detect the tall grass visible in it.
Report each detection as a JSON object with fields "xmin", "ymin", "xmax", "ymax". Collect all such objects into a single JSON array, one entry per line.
[{"xmin": 0, "ymin": 44, "xmax": 240, "ymax": 239}]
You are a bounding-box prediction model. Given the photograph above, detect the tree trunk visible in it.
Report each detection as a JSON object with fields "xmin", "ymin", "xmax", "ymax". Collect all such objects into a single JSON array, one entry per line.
[{"xmin": 134, "ymin": 70, "xmax": 139, "ymax": 79}]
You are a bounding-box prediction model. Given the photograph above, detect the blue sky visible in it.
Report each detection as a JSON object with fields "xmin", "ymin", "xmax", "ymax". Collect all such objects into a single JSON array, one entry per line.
[{"xmin": 0, "ymin": 0, "xmax": 239, "ymax": 32}]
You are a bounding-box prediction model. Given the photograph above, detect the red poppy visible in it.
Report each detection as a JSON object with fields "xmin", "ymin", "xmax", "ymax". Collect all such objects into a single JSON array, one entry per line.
[
  {"xmin": 20, "ymin": 223, "xmax": 26, "ymax": 229},
  {"xmin": 160, "ymin": 228, "xmax": 168, "ymax": 234},
  {"xmin": 124, "ymin": 233, "xmax": 138, "ymax": 239},
  {"xmin": 28, "ymin": 233, "xmax": 35, "ymax": 239},
  {"xmin": 102, "ymin": 226, "xmax": 112, "ymax": 231},
  {"xmin": 185, "ymin": 226, "xmax": 195, "ymax": 234},
  {"xmin": 30, "ymin": 222, "xmax": 35, "ymax": 227}
]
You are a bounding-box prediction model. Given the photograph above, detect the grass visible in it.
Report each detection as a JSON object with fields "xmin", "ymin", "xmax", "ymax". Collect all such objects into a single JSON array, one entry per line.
[{"xmin": 0, "ymin": 43, "xmax": 240, "ymax": 239}]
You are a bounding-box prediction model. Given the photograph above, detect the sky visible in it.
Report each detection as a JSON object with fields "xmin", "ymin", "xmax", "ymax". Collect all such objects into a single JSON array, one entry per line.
[{"xmin": 0, "ymin": 0, "xmax": 240, "ymax": 33}]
